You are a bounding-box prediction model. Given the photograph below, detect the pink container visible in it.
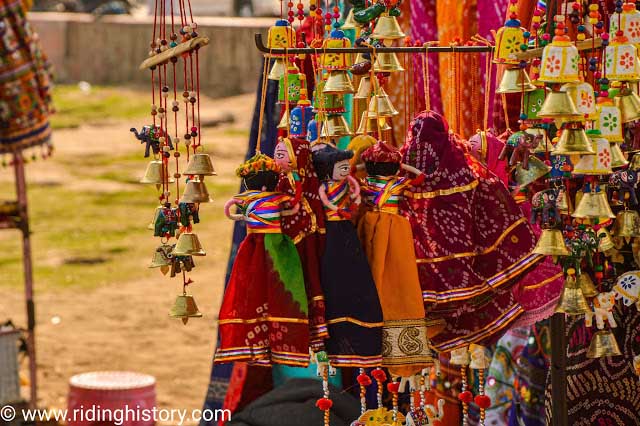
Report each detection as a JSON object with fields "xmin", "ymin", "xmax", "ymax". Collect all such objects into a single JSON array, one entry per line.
[{"xmin": 68, "ymin": 371, "xmax": 156, "ymax": 426}]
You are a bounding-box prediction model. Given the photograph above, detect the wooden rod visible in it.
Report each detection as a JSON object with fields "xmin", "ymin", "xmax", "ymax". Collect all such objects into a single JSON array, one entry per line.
[{"xmin": 550, "ymin": 313, "xmax": 568, "ymax": 426}]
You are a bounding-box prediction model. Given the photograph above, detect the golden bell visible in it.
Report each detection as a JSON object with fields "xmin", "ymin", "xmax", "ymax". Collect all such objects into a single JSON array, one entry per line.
[
  {"xmin": 169, "ymin": 293, "xmax": 203, "ymax": 325},
  {"xmin": 354, "ymin": 76, "xmax": 372, "ymax": 99},
  {"xmin": 149, "ymin": 245, "xmax": 173, "ymax": 268},
  {"xmin": 597, "ymin": 227, "xmax": 616, "ymax": 252},
  {"xmin": 577, "ymin": 273, "xmax": 598, "ymax": 298},
  {"xmin": 587, "ymin": 330, "xmax": 622, "ymax": 358},
  {"xmin": 341, "ymin": 9, "xmax": 358, "ymax": 30},
  {"xmin": 184, "ymin": 153, "xmax": 216, "ymax": 176},
  {"xmin": 180, "ymin": 179, "xmax": 213, "ymax": 203},
  {"xmin": 320, "ymin": 114, "xmax": 352, "ymax": 138},
  {"xmin": 555, "ymin": 275, "xmax": 591, "ymax": 315},
  {"xmin": 537, "ymin": 90, "xmax": 582, "ymax": 120},
  {"xmin": 515, "ymin": 156, "xmax": 550, "ymax": 188},
  {"xmin": 557, "ymin": 187, "xmax": 571, "ymax": 214},
  {"xmin": 371, "ymin": 14, "xmax": 405, "ymax": 40},
  {"xmin": 613, "ymin": 88, "xmax": 640, "ymax": 123},
  {"xmin": 571, "ymin": 130, "xmax": 613, "ymax": 175},
  {"xmin": 277, "ymin": 110, "xmax": 290, "ymax": 129},
  {"xmin": 572, "ymin": 188, "xmax": 616, "ymax": 219},
  {"xmin": 372, "ymin": 52, "xmax": 405, "ymax": 73},
  {"xmin": 532, "ymin": 228, "xmax": 571, "ymax": 257},
  {"xmin": 140, "ymin": 160, "xmax": 175, "ymax": 184},
  {"xmin": 148, "ymin": 205, "xmax": 162, "ymax": 230},
  {"xmin": 612, "ymin": 209, "xmax": 640, "ymax": 239},
  {"xmin": 323, "ymin": 70, "xmax": 355, "ymax": 94},
  {"xmin": 630, "ymin": 152, "xmax": 640, "ymax": 170},
  {"xmin": 173, "ymin": 232, "xmax": 206, "ymax": 256},
  {"xmin": 495, "ymin": 67, "xmax": 536, "ymax": 94},
  {"xmin": 552, "ymin": 126, "xmax": 595, "ymax": 155},
  {"xmin": 268, "ymin": 57, "xmax": 286, "ymax": 81},
  {"xmin": 610, "ymin": 142, "xmax": 629, "ymax": 168},
  {"xmin": 353, "ymin": 52, "xmax": 367, "ymax": 65},
  {"xmin": 367, "ymin": 88, "xmax": 399, "ymax": 117},
  {"xmin": 356, "ymin": 112, "xmax": 391, "ymax": 135}
]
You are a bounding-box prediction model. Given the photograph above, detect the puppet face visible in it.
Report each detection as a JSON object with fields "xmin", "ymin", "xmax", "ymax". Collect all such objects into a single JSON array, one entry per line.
[
  {"xmin": 274, "ymin": 141, "xmax": 293, "ymax": 172},
  {"xmin": 332, "ymin": 159, "xmax": 351, "ymax": 181}
]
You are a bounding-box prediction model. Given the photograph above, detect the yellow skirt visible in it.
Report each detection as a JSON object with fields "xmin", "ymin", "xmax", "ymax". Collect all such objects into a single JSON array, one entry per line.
[{"xmin": 357, "ymin": 210, "xmax": 433, "ymax": 376}]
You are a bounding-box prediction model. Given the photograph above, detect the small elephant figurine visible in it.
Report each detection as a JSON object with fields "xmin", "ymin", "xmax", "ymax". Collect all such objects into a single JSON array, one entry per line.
[
  {"xmin": 178, "ymin": 202, "xmax": 200, "ymax": 227},
  {"xmin": 131, "ymin": 125, "xmax": 174, "ymax": 158},
  {"xmin": 531, "ymin": 187, "xmax": 562, "ymax": 226},
  {"xmin": 170, "ymin": 255, "xmax": 195, "ymax": 278},
  {"xmin": 585, "ymin": 291, "xmax": 618, "ymax": 329},
  {"xmin": 153, "ymin": 204, "xmax": 179, "ymax": 238},
  {"xmin": 499, "ymin": 132, "xmax": 542, "ymax": 170},
  {"xmin": 406, "ymin": 399, "xmax": 445, "ymax": 426},
  {"xmin": 609, "ymin": 169, "xmax": 640, "ymax": 206}
]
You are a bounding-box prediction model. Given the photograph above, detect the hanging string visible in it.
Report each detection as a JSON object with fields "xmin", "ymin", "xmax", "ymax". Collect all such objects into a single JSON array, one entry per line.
[
  {"xmin": 256, "ymin": 53, "xmax": 271, "ymax": 154},
  {"xmin": 422, "ymin": 43, "xmax": 431, "ymax": 112},
  {"xmin": 195, "ymin": 48, "xmax": 202, "ymax": 148}
]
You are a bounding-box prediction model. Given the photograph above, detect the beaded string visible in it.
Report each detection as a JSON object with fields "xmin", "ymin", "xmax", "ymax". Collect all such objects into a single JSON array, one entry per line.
[
  {"xmin": 477, "ymin": 369, "xmax": 486, "ymax": 426},
  {"xmin": 357, "ymin": 368, "xmax": 369, "ymax": 415},
  {"xmin": 460, "ymin": 365, "xmax": 469, "ymax": 426},
  {"xmin": 422, "ymin": 44, "xmax": 430, "ymax": 112}
]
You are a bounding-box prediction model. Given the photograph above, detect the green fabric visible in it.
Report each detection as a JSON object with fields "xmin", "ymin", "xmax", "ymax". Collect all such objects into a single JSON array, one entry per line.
[{"xmin": 264, "ymin": 233, "xmax": 308, "ymax": 315}]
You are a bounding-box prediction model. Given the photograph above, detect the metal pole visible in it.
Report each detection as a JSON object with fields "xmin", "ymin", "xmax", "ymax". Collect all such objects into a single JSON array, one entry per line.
[
  {"xmin": 550, "ymin": 313, "xmax": 568, "ymax": 426},
  {"xmin": 13, "ymin": 153, "xmax": 37, "ymax": 409}
]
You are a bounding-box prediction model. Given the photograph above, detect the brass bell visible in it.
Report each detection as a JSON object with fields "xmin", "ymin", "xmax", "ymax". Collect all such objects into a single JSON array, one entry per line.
[
  {"xmin": 610, "ymin": 142, "xmax": 629, "ymax": 168},
  {"xmin": 597, "ymin": 227, "xmax": 616, "ymax": 252},
  {"xmin": 557, "ymin": 187, "xmax": 571, "ymax": 214},
  {"xmin": 371, "ymin": 14, "xmax": 405, "ymax": 40},
  {"xmin": 571, "ymin": 130, "xmax": 613, "ymax": 175},
  {"xmin": 341, "ymin": 9, "xmax": 358, "ymax": 30},
  {"xmin": 495, "ymin": 67, "xmax": 536, "ymax": 94},
  {"xmin": 577, "ymin": 273, "xmax": 598, "ymax": 298},
  {"xmin": 537, "ymin": 89, "xmax": 582, "ymax": 120},
  {"xmin": 572, "ymin": 187, "xmax": 616, "ymax": 219},
  {"xmin": 515, "ymin": 156, "xmax": 550, "ymax": 188},
  {"xmin": 354, "ymin": 76, "xmax": 372, "ymax": 100},
  {"xmin": 173, "ymin": 232, "xmax": 206, "ymax": 256},
  {"xmin": 140, "ymin": 160, "xmax": 175, "ymax": 184},
  {"xmin": 184, "ymin": 153, "xmax": 216, "ymax": 176},
  {"xmin": 555, "ymin": 274, "xmax": 591, "ymax": 315},
  {"xmin": 586, "ymin": 330, "xmax": 622, "ymax": 358},
  {"xmin": 277, "ymin": 110, "xmax": 290, "ymax": 129},
  {"xmin": 527, "ymin": 127, "xmax": 552, "ymax": 153},
  {"xmin": 323, "ymin": 70, "xmax": 355, "ymax": 94},
  {"xmin": 613, "ymin": 87, "xmax": 640, "ymax": 123},
  {"xmin": 372, "ymin": 52, "xmax": 405, "ymax": 73},
  {"xmin": 367, "ymin": 88, "xmax": 399, "ymax": 117},
  {"xmin": 320, "ymin": 114, "xmax": 352, "ymax": 138},
  {"xmin": 353, "ymin": 52, "xmax": 367, "ymax": 65},
  {"xmin": 180, "ymin": 178, "xmax": 213, "ymax": 204},
  {"xmin": 552, "ymin": 126, "xmax": 595, "ymax": 155},
  {"xmin": 169, "ymin": 293, "xmax": 203, "ymax": 324},
  {"xmin": 612, "ymin": 209, "xmax": 640, "ymax": 239},
  {"xmin": 532, "ymin": 228, "xmax": 571, "ymax": 257},
  {"xmin": 148, "ymin": 205, "xmax": 163, "ymax": 230},
  {"xmin": 149, "ymin": 245, "xmax": 173, "ymax": 268},
  {"xmin": 630, "ymin": 152, "xmax": 640, "ymax": 170},
  {"xmin": 356, "ymin": 111, "xmax": 391, "ymax": 135},
  {"xmin": 268, "ymin": 57, "xmax": 286, "ymax": 81}
]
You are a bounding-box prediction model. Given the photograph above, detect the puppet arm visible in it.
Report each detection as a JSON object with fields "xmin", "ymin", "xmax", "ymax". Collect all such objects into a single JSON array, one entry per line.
[
  {"xmin": 401, "ymin": 163, "xmax": 426, "ymax": 185},
  {"xmin": 319, "ymin": 184, "xmax": 339, "ymax": 212},
  {"xmin": 288, "ymin": 172, "xmax": 303, "ymax": 206},
  {"xmin": 347, "ymin": 175, "xmax": 362, "ymax": 204},
  {"xmin": 281, "ymin": 202, "xmax": 301, "ymax": 217},
  {"xmin": 224, "ymin": 198, "xmax": 245, "ymax": 221}
]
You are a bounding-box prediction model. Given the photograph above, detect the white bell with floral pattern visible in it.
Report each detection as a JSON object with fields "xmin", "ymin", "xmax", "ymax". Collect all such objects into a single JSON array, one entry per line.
[
  {"xmin": 572, "ymin": 130, "xmax": 613, "ymax": 175},
  {"xmin": 596, "ymin": 98, "xmax": 625, "ymax": 142},
  {"xmin": 539, "ymin": 16, "xmax": 580, "ymax": 84},
  {"xmin": 604, "ymin": 35, "xmax": 640, "ymax": 82},
  {"xmin": 610, "ymin": 2, "xmax": 640, "ymax": 48}
]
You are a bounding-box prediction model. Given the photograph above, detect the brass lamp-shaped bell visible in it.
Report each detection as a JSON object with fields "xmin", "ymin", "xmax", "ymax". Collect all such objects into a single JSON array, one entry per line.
[
  {"xmin": 372, "ymin": 52, "xmax": 405, "ymax": 73},
  {"xmin": 149, "ymin": 245, "xmax": 173, "ymax": 268},
  {"xmin": 495, "ymin": 67, "xmax": 536, "ymax": 94},
  {"xmin": 140, "ymin": 160, "xmax": 175, "ymax": 184},
  {"xmin": 367, "ymin": 88, "xmax": 399, "ymax": 117},
  {"xmin": 515, "ymin": 156, "xmax": 551, "ymax": 188},
  {"xmin": 532, "ymin": 228, "xmax": 571, "ymax": 256},
  {"xmin": 320, "ymin": 114, "xmax": 352, "ymax": 138},
  {"xmin": 597, "ymin": 227, "xmax": 616, "ymax": 252},
  {"xmin": 613, "ymin": 87, "xmax": 640, "ymax": 123},
  {"xmin": 184, "ymin": 153, "xmax": 216, "ymax": 176},
  {"xmin": 341, "ymin": 9, "xmax": 358, "ymax": 30},
  {"xmin": 587, "ymin": 330, "xmax": 622, "ymax": 358},
  {"xmin": 356, "ymin": 112, "xmax": 391, "ymax": 135},
  {"xmin": 610, "ymin": 142, "xmax": 629, "ymax": 168},
  {"xmin": 180, "ymin": 178, "xmax": 213, "ymax": 203},
  {"xmin": 323, "ymin": 70, "xmax": 355, "ymax": 94},
  {"xmin": 572, "ymin": 186, "xmax": 616, "ymax": 219},
  {"xmin": 537, "ymin": 89, "xmax": 582, "ymax": 120},
  {"xmin": 556, "ymin": 273, "xmax": 591, "ymax": 315},
  {"xmin": 557, "ymin": 187, "xmax": 571, "ymax": 214},
  {"xmin": 169, "ymin": 293, "xmax": 203, "ymax": 324},
  {"xmin": 371, "ymin": 14, "xmax": 405, "ymax": 40},
  {"xmin": 612, "ymin": 209, "xmax": 640, "ymax": 239},
  {"xmin": 572, "ymin": 130, "xmax": 613, "ymax": 175},
  {"xmin": 630, "ymin": 152, "xmax": 640, "ymax": 170},
  {"xmin": 552, "ymin": 126, "xmax": 595, "ymax": 155},
  {"xmin": 354, "ymin": 76, "xmax": 372, "ymax": 99},
  {"xmin": 268, "ymin": 57, "xmax": 286, "ymax": 81},
  {"xmin": 173, "ymin": 232, "xmax": 206, "ymax": 256},
  {"xmin": 148, "ymin": 206, "xmax": 163, "ymax": 230},
  {"xmin": 577, "ymin": 273, "xmax": 598, "ymax": 298}
]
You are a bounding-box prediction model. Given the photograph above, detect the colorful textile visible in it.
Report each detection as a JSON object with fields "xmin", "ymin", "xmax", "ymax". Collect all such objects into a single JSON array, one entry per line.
[
  {"xmin": 400, "ymin": 111, "xmax": 543, "ymax": 351},
  {"xmin": 361, "ymin": 140, "xmax": 403, "ymax": 163},
  {"xmin": 238, "ymin": 191, "xmax": 294, "ymax": 233},
  {"xmin": 0, "ymin": 0, "xmax": 53, "ymax": 154},
  {"xmin": 322, "ymin": 180, "xmax": 350, "ymax": 222},
  {"xmin": 361, "ymin": 176, "xmax": 411, "ymax": 214}
]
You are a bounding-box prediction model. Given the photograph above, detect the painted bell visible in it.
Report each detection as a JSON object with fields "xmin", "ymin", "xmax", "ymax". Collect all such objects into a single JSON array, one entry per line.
[
  {"xmin": 277, "ymin": 109, "xmax": 289, "ymax": 129},
  {"xmin": 289, "ymin": 94, "xmax": 314, "ymax": 138},
  {"xmin": 180, "ymin": 178, "xmax": 213, "ymax": 203},
  {"xmin": 169, "ymin": 293, "xmax": 203, "ymax": 324},
  {"xmin": 537, "ymin": 89, "xmax": 582, "ymax": 120},
  {"xmin": 306, "ymin": 117, "xmax": 318, "ymax": 144},
  {"xmin": 572, "ymin": 130, "xmax": 613, "ymax": 175},
  {"xmin": 612, "ymin": 209, "xmax": 640, "ymax": 238},
  {"xmin": 552, "ymin": 125, "xmax": 595, "ymax": 155},
  {"xmin": 268, "ymin": 57, "xmax": 286, "ymax": 81},
  {"xmin": 572, "ymin": 185, "xmax": 616, "ymax": 219},
  {"xmin": 550, "ymin": 154, "xmax": 572, "ymax": 179},
  {"xmin": 184, "ymin": 153, "xmax": 216, "ymax": 176},
  {"xmin": 356, "ymin": 111, "xmax": 391, "ymax": 135},
  {"xmin": 539, "ymin": 32, "xmax": 580, "ymax": 84},
  {"xmin": 149, "ymin": 244, "xmax": 173, "ymax": 268},
  {"xmin": 313, "ymin": 80, "xmax": 345, "ymax": 114},
  {"xmin": 557, "ymin": 187, "xmax": 571, "ymax": 214},
  {"xmin": 613, "ymin": 87, "xmax": 640, "ymax": 123},
  {"xmin": 577, "ymin": 273, "xmax": 598, "ymax": 298},
  {"xmin": 597, "ymin": 227, "xmax": 616, "ymax": 252},
  {"xmin": 562, "ymin": 81, "xmax": 597, "ymax": 120},
  {"xmin": 527, "ymin": 127, "xmax": 553, "ymax": 153},
  {"xmin": 614, "ymin": 271, "xmax": 640, "ymax": 305},
  {"xmin": 532, "ymin": 228, "xmax": 571, "ymax": 257},
  {"xmin": 278, "ymin": 66, "xmax": 303, "ymax": 104},
  {"xmin": 366, "ymin": 88, "xmax": 399, "ymax": 117},
  {"xmin": 610, "ymin": 2, "xmax": 640, "ymax": 47},
  {"xmin": 371, "ymin": 14, "xmax": 405, "ymax": 40},
  {"xmin": 354, "ymin": 76, "xmax": 372, "ymax": 99},
  {"xmin": 320, "ymin": 29, "xmax": 353, "ymax": 70},
  {"xmin": 555, "ymin": 273, "xmax": 591, "ymax": 315},
  {"xmin": 323, "ymin": 70, "xmax": 355, "ymax": 94},
  {"xmin": 523, "ymin": 87, "xmax": 547, "ymax": 120},
  {"xmin": 140, "ymin": 160, "xmax": 175, "ymax": 184},
  {"xmin": 610, "ymin": 142, "xmax": 629, "ymax": 168},
  {"xmin": 319, "ymin": 114, "xmax": 352, "ymax": 138},
  {"xmin": 587, "ymin": 330, "xmax": 622, "ymax": 358},
  {"xmin": 515, "ymin": 156, "xmax": 550, "ymax": 188},
  {"xmin": 372, "ymin": 52, "xmax": 405, "ymax": 73},
  {"xmin": 449, "ymin": 347, "xmax": 470, "ymax": 366},
  {"xmin": 173, "ymin": 232, "xmax": 206, "ymax": 256},
  {"xmin": 495, "ymin": 67, "xmax": 536, "ymax": 94},
  {"xmin": 266, "ymin": 19, "xmax": 296, "ymax": 52},
  {"xmin": 596, "ymin": 99, "xmax": 624, "ymax": 142},
  {"xmin": 605, "ymin": 36, "xmax": 640, "ymax": 82},
  {"xmin": 493, "ymin": 18, "xmax": 526, "ymax": 65}
]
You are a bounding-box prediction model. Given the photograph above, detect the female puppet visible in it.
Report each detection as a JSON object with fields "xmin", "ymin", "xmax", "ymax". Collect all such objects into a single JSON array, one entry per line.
[
  {"xmin": 275, "ymin": 137, "xmax": 328, "ymax": 349},
  {"xmin": 357, "ymin": 141, "xmax": 433, "ymax": 377},
  {"xmin": 215, "ymin": 154, "xmax": 310, "ymax": 367},
  {"xmin": 312, "ymin": 146, "xmax": 383, "ymax": 368}
]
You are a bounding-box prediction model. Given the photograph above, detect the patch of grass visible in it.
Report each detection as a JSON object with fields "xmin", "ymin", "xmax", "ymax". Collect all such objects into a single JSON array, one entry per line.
[
  {"xmin": 50, "ymin": 84, "xmax": 149, "ymax": 129},
  {"xmin": 222, "ymin": 128, "xmax": 250, "ymax": 137}
]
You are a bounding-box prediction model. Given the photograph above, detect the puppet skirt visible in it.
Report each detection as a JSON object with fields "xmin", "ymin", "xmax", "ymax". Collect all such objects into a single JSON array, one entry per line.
[
  {"xmin": 357, "ymin": 211, "xmax": 433, "ymax": 376},
  {"xmin": 321, "ymin": 220, "xmax": 383, "ymax": 367},
  {"xmin": 215, "ymin": 233, "xmax": 310, "ymax": 367}
]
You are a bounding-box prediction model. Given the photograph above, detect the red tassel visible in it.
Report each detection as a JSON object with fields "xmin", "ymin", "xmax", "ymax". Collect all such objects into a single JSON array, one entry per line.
[
  {"xmin": 316, "ymin": 398, "xmax": 333, "ymax": 411},
  {"xmin": 386, "ymin": 382, "xmax": 400, "ymax": 393},
  {"xmin": 357, "ymin": 374, "xmax": 372, "ymax": 386},
  {"xmin": 458, "ymin": 390, "xmax": 473, "ymax": 404},
  {"xmin": 371, "ymin": 369, "xmax": 387, "ymax": 382},
  {"xmin": 474, "ymin": 394, "xmax": 491, "ymax": 409}
]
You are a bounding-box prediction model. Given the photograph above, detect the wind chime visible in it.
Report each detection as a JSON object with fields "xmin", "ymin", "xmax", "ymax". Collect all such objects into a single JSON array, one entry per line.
[{"xmin": 133, "ymin": 0, "xmax": 213, "ymax": 324}]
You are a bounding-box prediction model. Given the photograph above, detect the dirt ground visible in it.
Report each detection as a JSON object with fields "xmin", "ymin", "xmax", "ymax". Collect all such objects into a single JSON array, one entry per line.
[{"xmin": 0, "ymin": 92, "xmax": 254, "ymax": 423}]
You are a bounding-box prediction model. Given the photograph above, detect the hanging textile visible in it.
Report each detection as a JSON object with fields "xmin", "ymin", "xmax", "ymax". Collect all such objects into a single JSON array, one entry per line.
[{"xmin": 410, "ymin": 0, "xmax": 442, "ymax": 115}]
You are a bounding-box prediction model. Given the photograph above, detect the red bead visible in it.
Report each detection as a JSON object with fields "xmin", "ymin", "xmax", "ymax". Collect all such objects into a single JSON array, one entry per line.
[
  {"xmin": 315, "ymin": 398, "xmax": 333, "ymax": 411},
  {"xmin": 357, "ymin": 374, "xmax": 372, "ymax": 386},
  {"xmin": 572, "ymin": 2, "xmax": 580, "ymax": 9},
  {"xmin": 287, "ymin": 1, "xmax": 293, "ymax": 6},
  {"xmin": 288, "ymin": 10, "xmax": 294, "ymax": 16},
  {"xmin": 333, "ymin": 12, "xmax": 340, "ymax": 18},
  {"xmin": 296, "ymin": 41, "xmax": 305, "ymax": 48},
  {"xmin": 288, "ymin": 17, "xmax": 295, "ymax": 22},
  {"xmin": 386, "ymin": 382, "xmax": 400, "ymax": 393},
  {"xmin": 601, "ymin": 33, "xmax": 609, "ymax": 40},
  {"xmin": 297, "ymin": 3, "xmax": 303, "ymax": 9},
  {"xmin": 191, "ymin": 126, "xmax": 198, "ymax": 132},
  {"xmin": 510, "ymin": 13, "xmax": 517, "ymax": 19},
  {"xmin": 474, "ymin": 394, "xmax": 492, "ymax": 409},
  {"xmin": 371, "ymin": 368, "xmax": 387, "ymax": 382},
  {"xmin": 616, "ymin": 30, "xmax": 624, "ymax": 37},
  {"xmin": 458, "ymin": 391, "xmax": 473, "ymax": 404},
  {"xmin": 333, "ymin": 6, "xmax": 339, "ymax": 12}
]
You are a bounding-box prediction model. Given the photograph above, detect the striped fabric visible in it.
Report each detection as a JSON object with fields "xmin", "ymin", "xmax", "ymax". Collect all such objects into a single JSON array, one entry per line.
[
  {"xmin": 362, "ymin": 176, "xmax": 411, "ymax": 214},
  {"xmin": 235, "ymin": 191, "xmax": 291, "ymax": 233},
  {"xmin": 322, "ymin": 180, "xmax": 350, "ymax": 221}
]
